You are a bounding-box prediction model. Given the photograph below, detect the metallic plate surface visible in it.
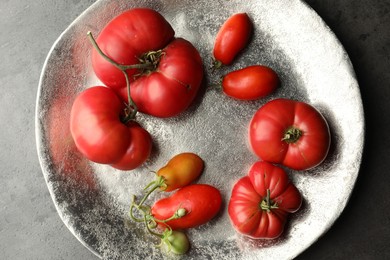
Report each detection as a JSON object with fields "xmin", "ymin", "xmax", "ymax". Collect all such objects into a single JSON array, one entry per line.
[{"xmin": 35, "ymin": 0, "xmax": 364, "ymax": 259}]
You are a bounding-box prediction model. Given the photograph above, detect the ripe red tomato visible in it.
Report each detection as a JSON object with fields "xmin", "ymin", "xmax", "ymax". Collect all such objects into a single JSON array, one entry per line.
[
  {"xmin": 228, "ymin": 161, "xmax": 302, "ymax": 239},
  {"xmin": 91, "ymin": 8, "xmax": 204, "ymax": 118},
  {"xmin": 249, "ymin": 98, "xmax": 331, "ymax": 170},
  {"xmin": 213, "ymin": 13, "xmax": 253, "ymax": 66},
  {"xmin": 221, "ymin": 65, "xmax": 279, "ymax": 100},
  {"xmin": 156, "ymin": 153, "xmax": 204, "ymax": 192},
  {"xmin": 70, "ymin": 86, "xmax": 152, "ymax": 170},
  {"xmin": 151, "ymin": 184, "xmax": 222, "ymax": 230}
]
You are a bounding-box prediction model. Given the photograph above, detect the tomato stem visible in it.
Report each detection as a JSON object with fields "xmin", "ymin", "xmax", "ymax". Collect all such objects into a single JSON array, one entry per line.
[
  {"xmin": 144, "ymin": 214, "xmax": 165, "ymax": 239},
  {"xmin": 153, "ymin": 207, "xmax": 188, "ymax": 223},
  {"xmin": 260, "ymin": 189, "xmax": 278, "ymax": 212},
  {"xmin": 208, "ymin": 77, "xmax": 223, "ymax": 92},
  {"xmin": 211, "ymin": 59, "xmax": 224, "ymax": 72},
  {"xmin": 282, "ymin": 127, "xmax": 302, "ymax": 143},
  {"xmin": 137, "ymin": 176, "xmax": 167, "ymax": 208},
  {"xmin": 129, "ymin": 195, "xmax": 147, "ymax": 223},
  {"xmin": 87, "ymin": 31, "xmax": 144, "ymax": 121}
]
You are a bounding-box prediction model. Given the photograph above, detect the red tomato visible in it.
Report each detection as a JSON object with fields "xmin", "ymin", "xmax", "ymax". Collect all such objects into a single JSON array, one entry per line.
[
  {"xmin": 123, "ymin": 38, "xmax": 204, "ymax": 118},
  {"xmin": 249, "ymin": 98, "xmax": 331, "ymax": 170},
  {"xmin": 213, "ymin": 13, "xmax": 253, "ymax": 66},
  {"xmin": 156, "ymin": 153, "xmax": 204, "ymax": 192},
  {"xmin": 151, "ymin": 184, "xmax": 222, "ymax": 230},
  {"xmin": 228, "ymin": 161, "xmax": 302, "ymax": 239},
  {"xmin": 70, "ymin": 86, "xmax": 152, "ymax": 170},
  {"xmin": 222, "ymin": 65, "xmax": 279, "ymax": 100},
  {"xmin": 91, "ymin": 8, "xmax": 204, "ymax": 118}
]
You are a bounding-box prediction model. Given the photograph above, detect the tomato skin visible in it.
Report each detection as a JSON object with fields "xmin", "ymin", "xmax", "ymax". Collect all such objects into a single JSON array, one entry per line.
[
  {"xmin": 157, "ymin": 153, "xmax": 204, "ymax": 192},
  {"xmin": 228, "ymin": 161, "xmax": 302, "ymax": 239},
  {"xmin": 249, "ymin": 98, "xmax": 331, "ymax": 170},
  {"xmin": 70, "ymin": 86, "xmax": 152, "ymax": 170},
  {"xmin": 222, "ymin": 65, "xmax": 279, "ymax": 100},
  {"xmin": 213, "ymin": 13, "xmax": 253, "ymax": 65},
  {"xmin": 110, "ymin": 122, "xmax": 153, "ymax": 170},
  {"xmin": 92, "ymin": 8, "xmax": 175, "ymax": 91},
  {"xmin": 151, "ymin": 184, "xmax": 222, "ymax": 230},
  {"xmin": 91, "ymin": 9, "xmax": 204, "ymax": 118},
  {"xmin": 122, "ymin": 38, "xmax": 204, "ymax": 118}
]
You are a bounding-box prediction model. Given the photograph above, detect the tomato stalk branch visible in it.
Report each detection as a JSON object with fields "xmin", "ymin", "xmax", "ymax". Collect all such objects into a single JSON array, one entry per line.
[
  {"xmin": 129, "ymin": 195, "xmax": 147, "ymax": 223},
  {"xmin": 137, "ymin": 176, "xmax": 167, "ymax": 208},
  {"xmin": 152, "ymin": 207, "xmax": 188, "ymax": 224},
  {"xmin": 87, "ymin": 31, "xmax": 152, "ymax": 122}
]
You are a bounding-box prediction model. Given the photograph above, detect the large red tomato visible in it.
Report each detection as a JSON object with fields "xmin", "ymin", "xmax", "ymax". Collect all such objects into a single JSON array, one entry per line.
[
  {"xmin": 249, "ymin": 98, "xmax": 331, "ymax": 170},
  {"xmin": 91, "ymin": 8, "xmax": 204, "ymax": 118},
  {"xmin": 151, "ymin": 184, "xmax": 222, "ymax": 230},
  {"xmin": 70, "ymin": 86, "xmax": 152, "ymax": 170},
  {"xmin": 228, "ymin": 161, "xmax": 302, "ymax": 239}
]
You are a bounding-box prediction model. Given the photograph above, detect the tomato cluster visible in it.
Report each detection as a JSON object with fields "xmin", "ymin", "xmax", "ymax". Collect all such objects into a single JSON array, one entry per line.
[
  {"xmin": 129, "ymin": 153, "xmax": 222, "ymax": 255},
  {"xmin": 212, "ymin": 13, "xmax": 279, "ymax": 101},
  {"xmin": 70, "ymin": 8, "xmax": 204, "ymax": 171},
  {"xmin": 212, "ymin": 13, "xmax": 331, "ymax": 240},
  {"xmin": 67, "ymin": 8, "xmax": 332, "ymax": 256}
]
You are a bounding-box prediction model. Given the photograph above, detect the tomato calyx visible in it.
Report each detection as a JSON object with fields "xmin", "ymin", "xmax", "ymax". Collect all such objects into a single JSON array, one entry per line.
[
  {"xmin": 212, "ymin": 59, "xmax": 224, "ymax": 71},
  {"xmin": 136, "ymin": 50, "xmax": 165, "ymax": 76},
  {"xmin": 260, "ymin": 189, "xmax": 279, "ymax": 212},
  {"xmin": 282, "ymin": 127, "xmax": 303, "ymax": 144},
  {"xmin": 128, "ymin": 194, "xmax": 190, "ymax": 255},
  {"xmin": 140, "ymin": 209, "xmax": 190, "ymax": 255}
]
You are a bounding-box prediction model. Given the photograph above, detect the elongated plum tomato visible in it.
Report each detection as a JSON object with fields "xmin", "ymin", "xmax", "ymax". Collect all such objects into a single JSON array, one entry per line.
[
  {"xmin": 249, "ymin": 98, "xmax": 331, "ymax": 170},
  {"xmin": 222, "ymin": 65, "xmax": 279, "ymax": 100},
  {"xmin": 91, "ymin": 8, "xmax": 204, "ymax": 118},
  {"xmin": 151, "ymin": 184, "xmax": 222, "ymax": 230},
  {"xmin": 156, "ymin": 153, "xmax": 204, "ymax": 192},
  {"xmin": 213, "ymin": 13, "xmax": 253, "ymax": 66},
  {"xmin": 228, "ymin": 161, "xmax": 302, "ymax": 239},
  {"xmin": 70, "ymin": 86, "xmax": 152, "ymax": 170}
]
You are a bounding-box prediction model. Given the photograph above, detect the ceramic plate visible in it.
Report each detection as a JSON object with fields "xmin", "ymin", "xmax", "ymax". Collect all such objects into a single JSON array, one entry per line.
[{"xmin": 36, "ymin": 0, "xmax": 364, "ymax": 259}]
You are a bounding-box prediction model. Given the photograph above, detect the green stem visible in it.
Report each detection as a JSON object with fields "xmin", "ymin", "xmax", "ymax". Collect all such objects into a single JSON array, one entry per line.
[
  {"xmin": 137, "ymin": 176, "xmax": 166, "ymax": 208},
  {"xmin": 87, "ymin": 31, "xmax": 151, "ymax": 121},
  {"xmin": 129, "ymin": 196, "xmax": 146, "ymax": 223},
  {"xmin": 153, "ymin": 207, "xmax": 187, "ymax": 223},
  {"xmin": 144, "ymin": 214, "xmax": 165, "ymax": 239},
  {"xmin": 87, "ymin": 31, "xmax": 153, "ymax": 71},
  {"xmin": 260, "ymin": 189, "xmax": 278, "ymax": 212},
  {"xmin": 281, "ymin": 127, "xmax": 302, "ymax": 143}
]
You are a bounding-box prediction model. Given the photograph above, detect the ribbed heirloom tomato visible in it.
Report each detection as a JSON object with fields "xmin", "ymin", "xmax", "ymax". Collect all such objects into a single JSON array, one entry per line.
[
  {"xmin": 91, "ymin": 8, "xmax": 204, "ymax": 118},
  {"xmin": 228, "ymin": 161, "xmax": 302, "ymax": 239},
  {"xmin": 70, "ymin": 86, "xmax": 152, "ymax": 170},
  {"xmin": 249, "ymin": 98, "xmax": 331, "ymax": 170}
]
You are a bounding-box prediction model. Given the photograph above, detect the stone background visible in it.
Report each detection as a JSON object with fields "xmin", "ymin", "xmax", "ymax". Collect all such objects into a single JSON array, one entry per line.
[{"xmin": 1, "ymin": 0, "xmax": 389, "ymax": 259}]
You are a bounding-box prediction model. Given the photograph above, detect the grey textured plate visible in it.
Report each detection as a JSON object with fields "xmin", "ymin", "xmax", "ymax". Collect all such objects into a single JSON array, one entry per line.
[{"xmin": 35, "ymin": 0, "xmax": 364, "ymax": 259}]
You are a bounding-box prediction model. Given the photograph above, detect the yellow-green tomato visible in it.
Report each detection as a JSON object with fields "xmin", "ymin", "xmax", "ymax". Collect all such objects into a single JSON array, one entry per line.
[
  {"xmin": 157, "ymin": 153, "xmax": 204, "ymax": 192},
  {"xmin": 162, "ymin": 230, "xmax": 190, "ymax": 255}
]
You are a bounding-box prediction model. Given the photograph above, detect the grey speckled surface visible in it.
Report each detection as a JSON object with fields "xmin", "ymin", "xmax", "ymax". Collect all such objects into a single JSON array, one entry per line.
[{"xmin": 1, "ymin": 0, "xmax": 390, "ymax": 259}]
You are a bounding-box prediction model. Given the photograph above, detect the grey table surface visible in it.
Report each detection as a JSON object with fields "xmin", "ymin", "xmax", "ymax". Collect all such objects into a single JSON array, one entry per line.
[{"xmin": 1, "ymin": 0, "xmax": 389, "ymax": 259}]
